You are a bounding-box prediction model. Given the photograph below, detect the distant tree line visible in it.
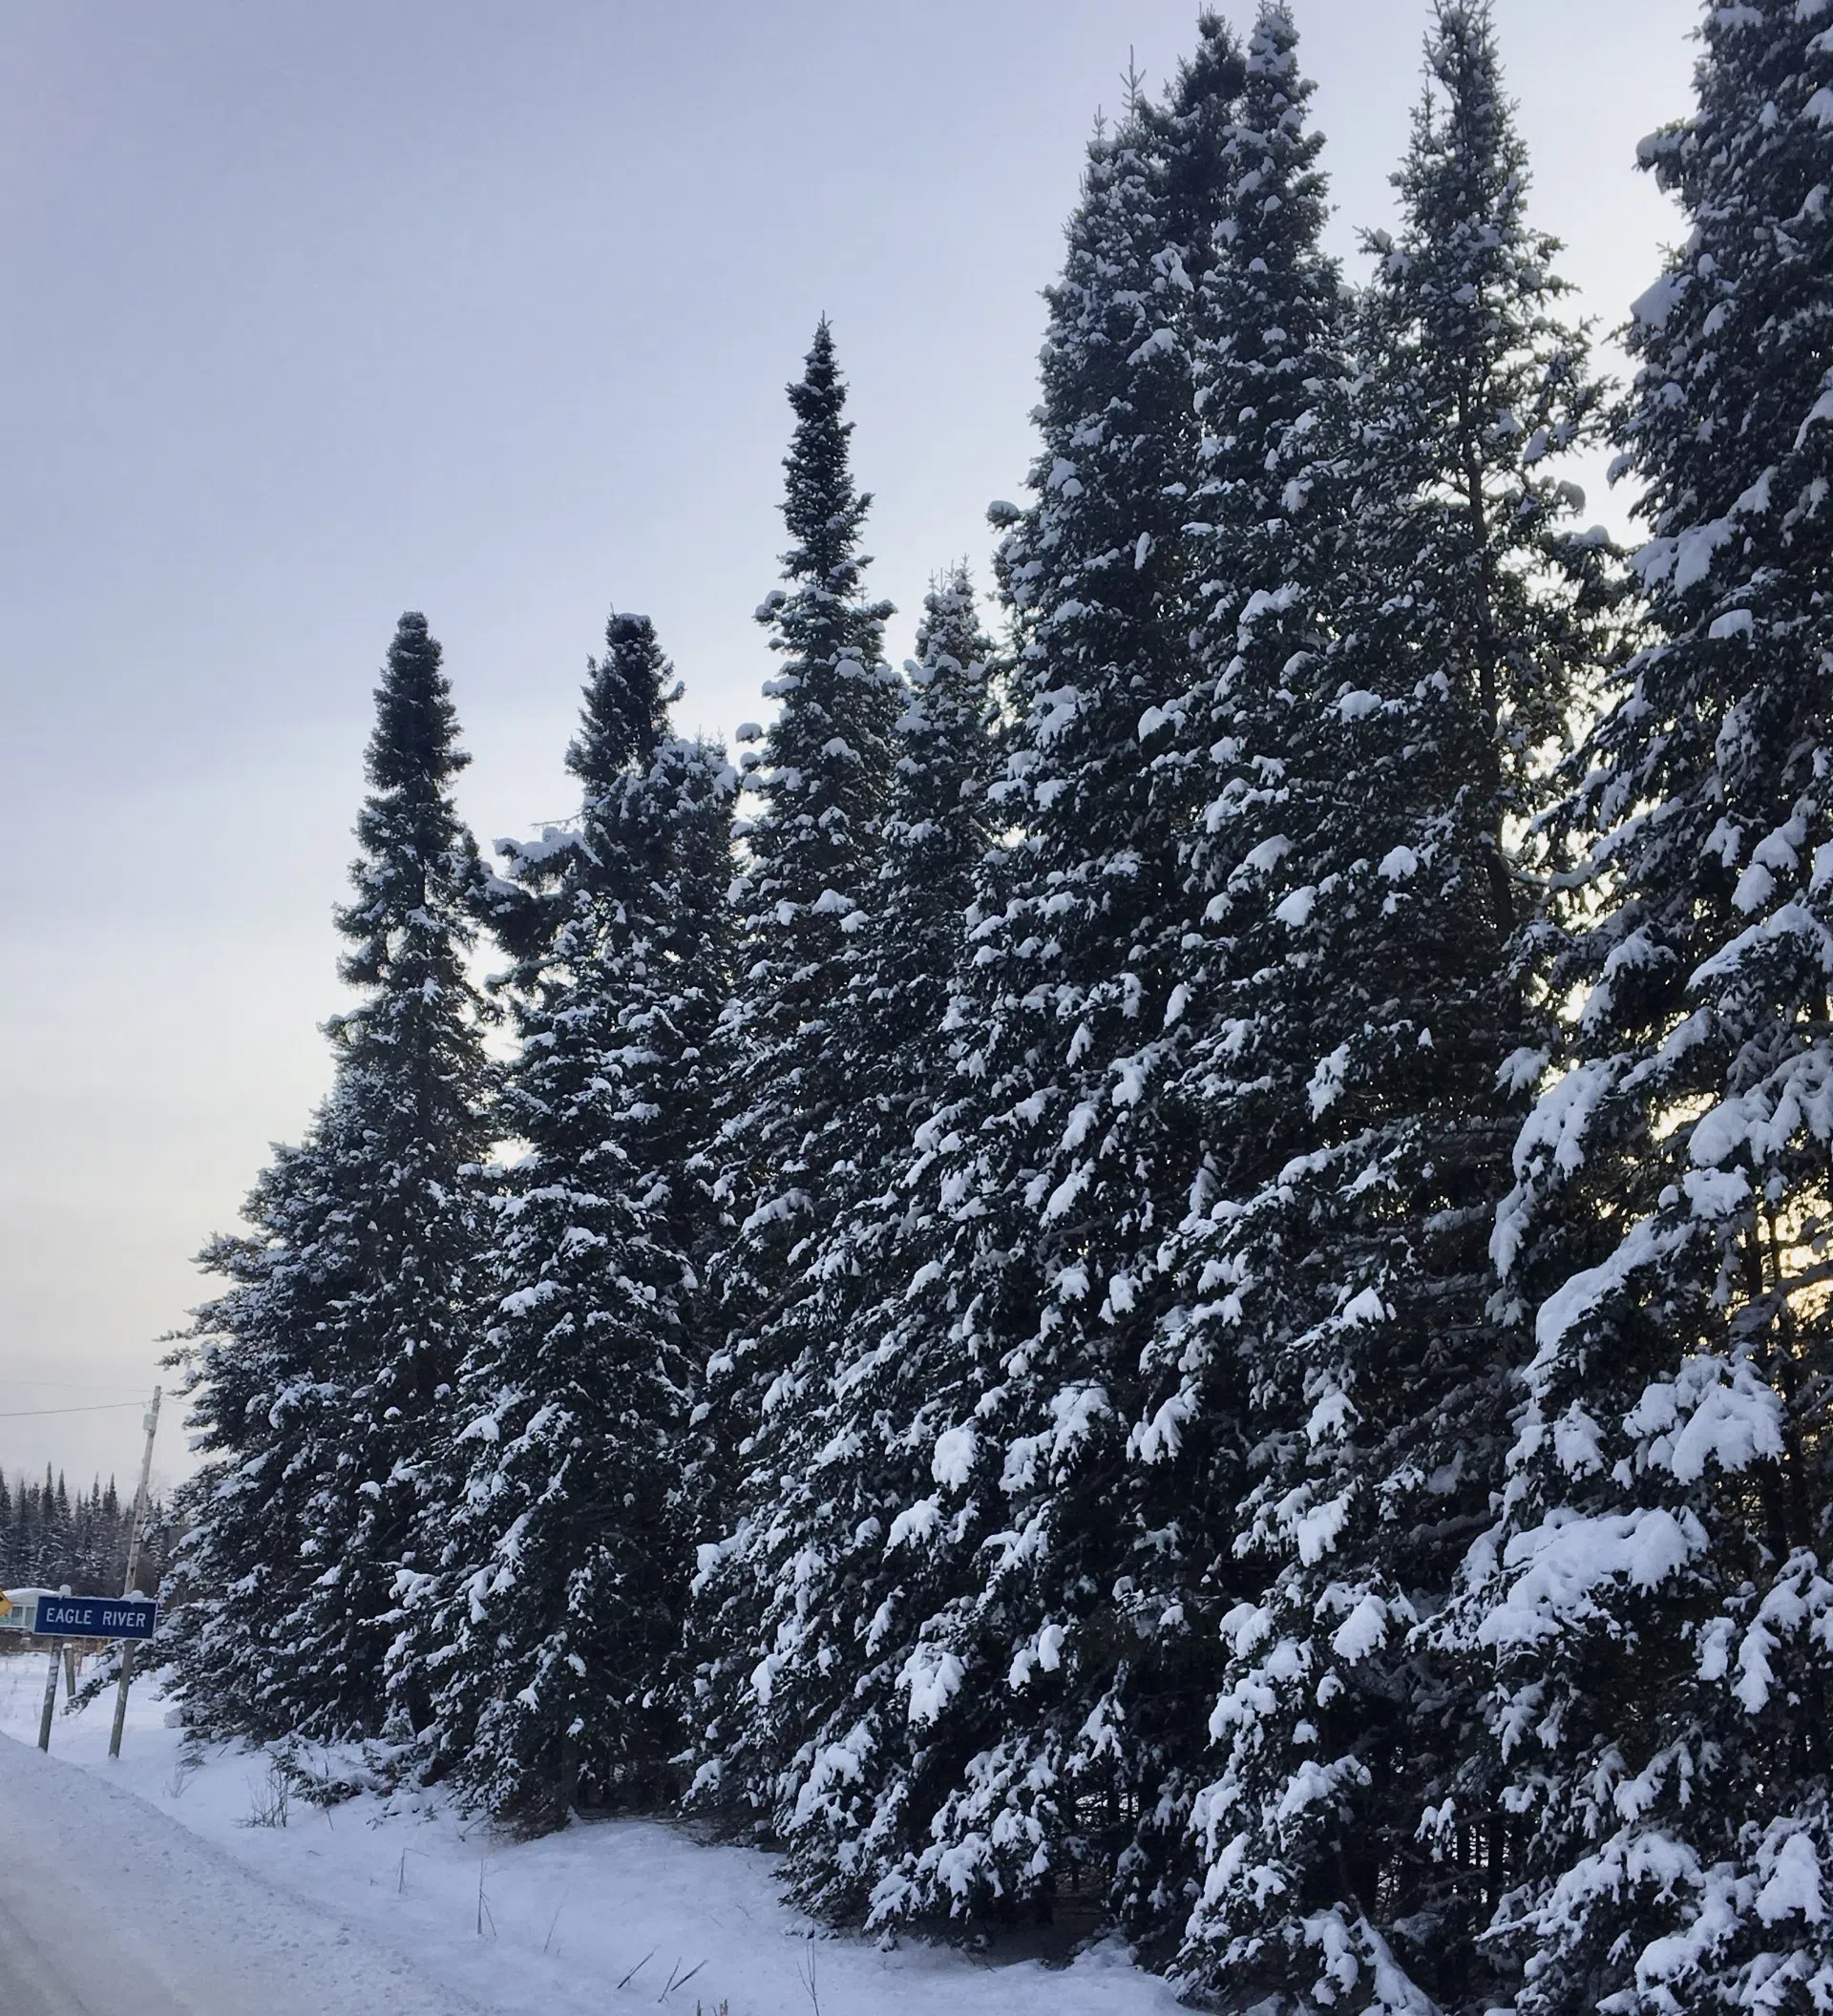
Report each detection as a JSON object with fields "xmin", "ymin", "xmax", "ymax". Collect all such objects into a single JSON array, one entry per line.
[
  {"xmin": 0, "ymin": 1469, "xmax": 168, "ymax": 1598},
  {"xmin": 163, "ymin": 5, "xmax": 1833, "ymax": 2011}
]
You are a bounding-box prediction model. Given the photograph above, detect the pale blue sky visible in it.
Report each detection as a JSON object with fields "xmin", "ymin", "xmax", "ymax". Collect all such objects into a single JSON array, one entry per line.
[{"xmin": 0, "ymin": 0, "xmax": 1696, "ymax": 1486}]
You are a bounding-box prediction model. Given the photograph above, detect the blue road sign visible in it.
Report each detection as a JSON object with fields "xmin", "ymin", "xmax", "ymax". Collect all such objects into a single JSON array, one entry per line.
[{"xmin": 31, "ymin": 1596, "xmax": 158, "ymax": 1641}]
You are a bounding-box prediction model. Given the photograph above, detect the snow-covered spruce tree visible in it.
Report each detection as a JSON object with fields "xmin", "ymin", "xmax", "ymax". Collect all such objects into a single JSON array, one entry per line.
[
  {"xmin": 162, "ymin": 1137, "xmax": 363, "ymax": 1737},
  {"xmin": 686, "ymin": 570, "xmax": 1001, "ymax": 1914},
  {"xmin": 1162, "ymin": 9, "xmax": 1622, "ymax": 2009},
  {"xmin": 1113, "ymin": 0, "xmax": 1357, "ymax": 1943},
  {"xmin": 414, "ymin": 613, "xmax": 732, "ymax": 1831},
  {"xmin": 1153, "ymin": 0, "xmax": 1350, "ymax": 850},
  {"xmin": 1162, "ymin": 9, "xmax": 1253, "ymax": 266},
  {"xmin": 1440, "ymin": 7, "xmax": 1833, "ymax": 2011},
  {"xmin": 753, "ymin": 41, "xmax": 1251, "ymax": 1935},
  {"xmin": 170, "ymin": 614, "xmax": 494, "ymax": 1743},
  {"xmin": 686, "ymin": 321, "xmax": 900, "ymax": 1816}
]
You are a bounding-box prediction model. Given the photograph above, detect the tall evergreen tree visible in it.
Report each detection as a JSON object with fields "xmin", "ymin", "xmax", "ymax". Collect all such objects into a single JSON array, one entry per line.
[
  {"xmin": 1164, "ymin": 9, "xmax": 1620, "ymax": 2008},
  {"xmin": 1120, "ymin": 0, "xmax": 1356, "ymax": 1943},
  {"xmin": 747, "ymin": 29, "xmax": 1249, "ymax": 1931},
  {"xmin": 1445, "ymin": 5, "xmax": 1833, "ymax": 2010},
  {"xmin": 684, "ymin": 570, "xmax": 1001, "ymax": 1913},
  {"xmin": 417, "ymin": 613, "xmax": 732, "ymax": 1829},
  {"xmin": 169, "ymin": 613, "xmax": 493, "ymax": 1742},
  {"xmin": 164, "ymin": 1136, "xmax": 348, "ymax": 1733},
  {"xmin": 687, "ymin": 323, "xmax": 900, "ymax": 1805}
]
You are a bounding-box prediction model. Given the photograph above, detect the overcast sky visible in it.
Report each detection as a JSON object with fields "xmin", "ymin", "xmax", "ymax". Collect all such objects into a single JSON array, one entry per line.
[{"xmin": 0, "ymin": 0, "xmax": 1696, "ymax": 1491}]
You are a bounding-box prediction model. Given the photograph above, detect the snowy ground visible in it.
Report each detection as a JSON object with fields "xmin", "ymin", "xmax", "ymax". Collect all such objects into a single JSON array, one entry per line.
[
  {"xmin": 0, "ymin": 1721, "xmax": 479, "ymax": 2016},
  {"xmin": 0, "ymin": 1651, "xmax": 1181, "ymax": 2016}
]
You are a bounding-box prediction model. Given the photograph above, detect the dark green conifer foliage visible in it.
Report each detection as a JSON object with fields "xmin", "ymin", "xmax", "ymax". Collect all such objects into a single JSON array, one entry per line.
[
  {"xmin": 1165, "ymin": 10, "xmax": 1620, "ymax": 2008},
  {"xmin": 772, "ymin": 36, "xmax": 1244, "ymax": 1929},
  {"xmin": 163, "ymin": 1140, "xmax": 353, "ymax": 1735},
  {"xmin": 127, "ymin": 5, "xmax": 1833, "ymax": 1998},
  {"xmin": 685, "ymin": 570, "xmax": 1001, "ymax": 1914},
  {"xmin": 1444, "ymin": 5, "xmax": 1833, "ymax": 2010},
  {"xmin": 688, "ymin": 324, "xmax": 900, "ymax": 1802},
  {"xmin": 1161, "ymin": 10, "xmax": 1252, "ymax": 267},
  {"xmin": 0, "ymin": 1465, "xmax": 153, "ymax": 1595},
  {"xmin": 169, "ymin": 614, "xmax": 493, "ymax": 1743},
  {"xmin": 706, "ymin": 320, "xmax": 898, "ymax": 1315},
  {"xmin": 1121, "ymin": 0, "xmax": 1356, "ymax": 1938},
  {"xmin": 421, "ymin": 613, "xmax": 732, "ymax": 1831}
]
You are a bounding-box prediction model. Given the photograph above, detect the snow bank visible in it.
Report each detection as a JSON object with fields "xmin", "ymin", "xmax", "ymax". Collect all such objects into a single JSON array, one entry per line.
[
  {"xmin": 0, "ymin": 1715, "xmax": 477, "ymax": 2016},
  {"xmin": 0, "ymin": 1658, "xmax": 1181, "ymax": 2016}
]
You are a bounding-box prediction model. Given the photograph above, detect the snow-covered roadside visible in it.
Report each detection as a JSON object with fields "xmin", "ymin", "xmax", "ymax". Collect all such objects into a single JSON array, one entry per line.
[
  {"xmin": 0, "ymin": 1721, "xmax": 480, "ymax": 2016},
  {"xmin": 0, "ymin": 1656, "xmax": 1182, "ymax": 2016}
]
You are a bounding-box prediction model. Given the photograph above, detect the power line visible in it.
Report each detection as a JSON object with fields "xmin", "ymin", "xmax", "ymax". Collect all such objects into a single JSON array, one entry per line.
[
  {"xmin": 0, "ymin": 1379, "xmax": 158, "ymax": 1392},
  {"xmin": 0, "ymin": 1402, "xmax": 148, "ymax": 1419}
]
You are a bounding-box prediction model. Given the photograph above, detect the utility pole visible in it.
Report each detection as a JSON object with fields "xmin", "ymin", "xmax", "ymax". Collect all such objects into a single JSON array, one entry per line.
[{"xmin": 108, "ymin": 1386, "xmax": 161, "ymax": 1761}]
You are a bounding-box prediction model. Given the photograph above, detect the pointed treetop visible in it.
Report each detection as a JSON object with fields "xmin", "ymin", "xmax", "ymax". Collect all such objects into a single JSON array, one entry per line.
[
  {"xmin": 362, "ymin": 611, "xmax": 469, "ymax": 798},
  {"xmin": 1410, "ymin": 0, "xmax": 1521, "ymax": 192},
  {"xmin": 1374, "ymin": 0, "xmax": 1556, "ymax": 371},
  {"xmin": 1229, "ymin": 2, "xmax": 1325, "ymax": 186},
  {"xmin": 1121, "ymin": 47, "xmax": 1147, "ymax": 120},
  {"xmin": 1160, "ymin": 9, "xmax": 1246, "ymax": 262},
  {"xmin": 1247, "ymin": 1, "xmax": 1301, "ymax": 80},
  {"xmin": 777, "ymin": 318, "xmax": 872, "ymax": 605},
  {"xmin": 737, "ymin": 311, "xmax": 893, "ymax": 904},
  {"xmin": 913, "ymin": 561, "xmax": 980, "ymax": 662},
  {"xmin": 901, "ymin": 563, "xmax": 993, "ymax": 723},
  {"xmin": 568, "ymin": 610, "xmax": 676, "ymax": 797},
  {"xmin": 333, "ymin": 609, "xmax": 489, "ymax": 1026},
  {"xmin": 1171, "ymin": 9, "xmax": 1247, "ymax": 116},
  {"xmin": 1428, "ymin": 0, "xmax": 1501, "ymax": 85}
]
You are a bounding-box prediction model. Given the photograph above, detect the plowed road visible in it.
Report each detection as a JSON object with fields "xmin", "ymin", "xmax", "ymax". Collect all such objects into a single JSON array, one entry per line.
[{"xmin": 0, "ymin": 1734, "xmax": 476, "ymax": 2015}]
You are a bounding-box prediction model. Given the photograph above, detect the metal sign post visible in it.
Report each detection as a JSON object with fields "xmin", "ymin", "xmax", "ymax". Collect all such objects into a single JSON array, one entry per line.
[
  {"xmin": 109, "ymin": 1385, "xmax": 161, "ymax": 1761},
  {"xmin": 37, "ymin": 1639, "xmax": 62, "ymax": 1753}
]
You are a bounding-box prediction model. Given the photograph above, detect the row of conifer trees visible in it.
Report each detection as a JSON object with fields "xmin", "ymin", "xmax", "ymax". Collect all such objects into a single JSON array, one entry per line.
[
  {"xmin": 0, "ymin": 1471, "xmax": 167, "ymax": 1597},
  {"xmin": 166, "ymin": 3, "xmax": 1833, "ymax": 2009}
]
